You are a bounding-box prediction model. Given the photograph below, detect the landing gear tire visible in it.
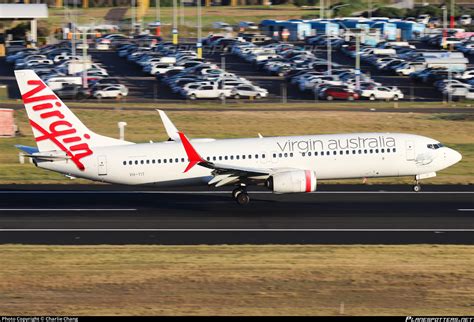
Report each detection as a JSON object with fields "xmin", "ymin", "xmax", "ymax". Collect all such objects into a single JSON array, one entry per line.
[
  {"xmin": 413, "ymin": 184, "xmax": 421, "ymax": 192},
  {"xmin": 232, "ymin": 187, "xmax": 244, "ymax": 199},
  {"xmin": 236, "ymin": 192, "xmax": 250, "ymax": 205}
]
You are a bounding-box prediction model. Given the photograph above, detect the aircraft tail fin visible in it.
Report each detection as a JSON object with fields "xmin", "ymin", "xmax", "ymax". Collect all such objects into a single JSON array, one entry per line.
[{"xmin": 14, "ymin": 69, "xmax": 132, "ymax": 154}]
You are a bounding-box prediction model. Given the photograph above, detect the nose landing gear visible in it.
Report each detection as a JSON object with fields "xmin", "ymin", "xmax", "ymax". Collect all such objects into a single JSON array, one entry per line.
[
  {"xmin": 232, "ymin": 186, "xmax": 250, "ymax": 205},
  {"xmin": 413, "ymin": 179, "xmax": 421, "ymax": 192}
]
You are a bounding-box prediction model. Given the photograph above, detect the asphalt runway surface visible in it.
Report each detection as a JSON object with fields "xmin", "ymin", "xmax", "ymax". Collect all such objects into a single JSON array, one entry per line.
[{"xmin": 0, "ymin": 184, "xmax": 473, "ymax": 245}]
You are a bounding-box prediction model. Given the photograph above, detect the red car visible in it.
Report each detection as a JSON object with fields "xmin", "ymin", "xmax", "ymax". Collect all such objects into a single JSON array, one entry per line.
[{"xmin": 322, "ymin": 87, "xmax": 360, "ymax": 101}]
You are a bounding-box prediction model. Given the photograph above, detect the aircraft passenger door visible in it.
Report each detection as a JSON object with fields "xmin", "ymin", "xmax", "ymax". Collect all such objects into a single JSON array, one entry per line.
[
  {"xmin": 405, "ymin": 141, "xmax": 415, "ymax": 161},
  {"xmin": 98, "ymin": 155, "xmax": 107, "ymax": 176}
]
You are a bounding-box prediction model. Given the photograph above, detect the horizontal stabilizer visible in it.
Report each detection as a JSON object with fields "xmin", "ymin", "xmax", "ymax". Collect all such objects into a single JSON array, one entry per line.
[{"xmin": 15, "ymin": 145, "xmax": 39, "ymax": 155}]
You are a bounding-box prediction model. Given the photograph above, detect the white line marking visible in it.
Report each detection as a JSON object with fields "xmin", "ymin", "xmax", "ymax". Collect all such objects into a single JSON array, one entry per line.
[
  {"xmin": 0, "ymin": 229, "xmax": 472, "ymax": 232},
  {"xmin": 0, "ymin": 191, "xmax": 473, "ymax": 194},
  {"xmin": 458, "ymin": 209, "xmax": 474, "ymax": 212},
  {"xmin": 0, "ymin": 209, "xmax": 136, "ymax": 212}
]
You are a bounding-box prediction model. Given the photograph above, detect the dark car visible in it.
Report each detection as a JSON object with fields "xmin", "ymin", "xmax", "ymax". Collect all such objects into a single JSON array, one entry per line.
[{"xmin": 53, "ymin": 84, "xmax": 91, "ymax": 100}]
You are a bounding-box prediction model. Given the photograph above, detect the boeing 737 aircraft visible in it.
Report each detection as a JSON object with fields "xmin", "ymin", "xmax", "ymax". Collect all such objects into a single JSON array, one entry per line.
[{"xmin": 14, "ymin": 70, "xmax": 462, "ymax": 205}]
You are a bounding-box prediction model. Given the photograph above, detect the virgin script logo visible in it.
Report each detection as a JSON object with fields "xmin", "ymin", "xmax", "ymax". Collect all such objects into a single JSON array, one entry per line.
[{"xmin": 23, "ymin": 80, "xmax": 93, "ymax": 171}]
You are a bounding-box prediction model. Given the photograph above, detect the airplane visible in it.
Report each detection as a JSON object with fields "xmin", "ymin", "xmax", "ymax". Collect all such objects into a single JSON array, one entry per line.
[{"xmin": 14, "ymin": 70, "xmax": 462, "ymax": 205}]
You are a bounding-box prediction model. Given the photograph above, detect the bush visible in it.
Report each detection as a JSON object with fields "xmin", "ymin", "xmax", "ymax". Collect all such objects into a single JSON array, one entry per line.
[
  {"xmin": 368, "ymin": 7, "xmax": 406, "ymax": 18},
  {"xmin": 293, "ymin": 0, "xmax": 319, "ymax": 7}
]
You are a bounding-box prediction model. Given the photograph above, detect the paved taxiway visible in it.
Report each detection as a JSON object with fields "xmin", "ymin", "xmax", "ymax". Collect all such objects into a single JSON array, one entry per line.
[{"xmin": 0, "ymin": 184, "xmax": 472, "ymax": 245}]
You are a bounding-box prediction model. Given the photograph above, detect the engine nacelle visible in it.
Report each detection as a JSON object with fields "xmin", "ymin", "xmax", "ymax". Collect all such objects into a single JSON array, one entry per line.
[{"xmin": 265, "ymin": 170, "xmax": 317, "ymax": 193}]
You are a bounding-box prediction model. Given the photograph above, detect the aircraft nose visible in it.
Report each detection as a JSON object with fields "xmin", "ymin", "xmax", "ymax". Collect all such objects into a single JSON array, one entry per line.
[{"xmin": 447, "ymin": 148, "xmax": 462, "ymax": 165}]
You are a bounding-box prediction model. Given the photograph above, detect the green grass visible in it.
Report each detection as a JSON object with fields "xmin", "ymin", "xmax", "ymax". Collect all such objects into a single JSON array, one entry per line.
[
  {"xmin": 0, "ymin": 245, "xmax": 473, "ymax": 316},
  {"xmin": 0, "ymin": 109, "xmax": 473, "ymax": 184}
]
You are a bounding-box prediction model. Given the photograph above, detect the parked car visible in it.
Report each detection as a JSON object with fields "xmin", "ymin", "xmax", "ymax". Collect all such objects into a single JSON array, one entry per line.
[
  {"xmin": 231, "ymin": 84, "xmax": 268, "ymax": 99},
  {"xmin": 320, "ymin": 87, "xmax": 359, "ymax": 101},
  {"xmin": 360, "ymin": 86, "xmax": 404, "ymax": 101},
  {"xmin": 53, "ymin": 84, "xmax": 91, "ymax": 100},
  {"xmin": 93, "ymin": 85, "xmax": 128, "ymax": 99}
]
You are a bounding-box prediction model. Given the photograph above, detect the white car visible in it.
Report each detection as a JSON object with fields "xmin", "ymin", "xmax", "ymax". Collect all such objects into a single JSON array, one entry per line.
[
  {"xmin": 186, "ymin": 85, "xmax": 228, "ymax": 100},
  {"xmin": 395, "ymin": 62, "xmax": 426, "ymax": 76},
  {"xmin": 93, "ymin": 85, "xmax": 129, "ymax": 99},
  {"xmin": 459, "ymin": 15, "xmax": 472, "ymax": 26},
  {"xmin": 231, "ymin": 84, "xmax": 268, "ymax": 99},
  {"xmin": 417, "ymin": 14, "xmax": 430, "ymax": 24},
  {"xmin": 361, "ymin": 86, "xmax": 404, "ymax": 101}
]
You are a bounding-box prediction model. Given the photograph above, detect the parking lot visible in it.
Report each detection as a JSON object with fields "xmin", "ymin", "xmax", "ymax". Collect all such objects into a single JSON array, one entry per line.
[{"xmin": 2, "ymin": 38, "xmax": 474, "ymax": 104}]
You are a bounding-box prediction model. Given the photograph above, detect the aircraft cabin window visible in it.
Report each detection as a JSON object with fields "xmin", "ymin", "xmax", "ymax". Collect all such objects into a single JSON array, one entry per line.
[
  {"xmin": 123, "ymin": 161, "xmax": 126, "ymax": 165},
  {"xmin": 339, "ymin": 151, "xmax": 343, "ymax": 155},
  {"xmin": 255, "ymin": 154, "xmax": 259, "ymax": 159},
  {"xmin": 375, "ymin": 149, "xmax": 379, "ymax": 153},
  {"xmin": 146, "ymin": 160, "xmax": 150, "ymax": 164},
  {"xmin": 262, "ymin": 154, "xmax": 265, "ymax": 158},
  {"xmin": 370, "ymin": 149, "xmax": 373, "ymax": 154},
  {"xmin": 284, "ymin": 153, "xmax": 288, "ymax": 157},
  {"xmin": 315, "ymin": 152, "xmax": 318, "ymax": 156},
  {"xmin": 358, "ymin": 150, "xmax": 362, "ymax": 154},
  {"xmin": 175, "ymin": 158, "xmax": 179, "ymax": 163},
  {"xmin": 230, "ymin": 156, "xmax": 234, "ymax": 160},
  {"xmin": 290, "ymin": 153, "xmax": 293, "ymax": 157},
  {"xmin": 307, "ymin": 152, "xmax": 311, "ymax": 157},
  {"xmin": 393, "ymin": 148, "xmax": 397, "ymax": 152},
  {"xmin": 364, "ymin": 150, "xmax": 367, "ymax": 154},
  {"xmin": 352, "ymin": 150, "xmax": 356, "ymax": 154},
  {"xmin": 381, "ymin": 149, "xmax": 385, "ymax": 153},
  {"xmin": 242, "ymin": 155, "xmax": 246, "ymax": 160},
  {"xmin": 225, "ymin": 156, "xmax": 228, "ymax": 160},
  {"xmin": 278, "ymin": 153, "xmax": 282, "ymax": 158},
  {"xmin": 158, "ymin": 159, "xmax": 161, "ymax": 164},
  {"xmin": 219, "ymin": 156, "xmax": 222, "ymax": 161},
  {"xmin": 140, "ymin": 160, "xmax": 144, "ymax": 164},
  {"xmin": 248, "ymin": 155, "xmax": 252, "ymax": 159},
  {"xmin": 346, "ymin": 150, "xmax": 350, "ymax": 155},
  {"xmin": 181, "ymin": 158, "xmax": 185, "ymax": 162},
  {"xmin": 152, "ymin": 160, "xmax": 156, "ymax": 164},
  {"xmin": 129, "ymin": 161, "xmax": 132, "ymax": 165},
  {"xmin": 333, "ymin": 151, "xmax": 337, "ymax": 155},
  {"xmin": 164, "ymin": 159, "xmax": 167, "ymax": 163},
  {"xmin": 301, "ymin": 152, "xmax": 306, "ymax": 157},
  {"xmin": 236, "ymin": 155, "xmax": 240, "ymax": 160},
  {"xmin": 213, "ymin": 157, "xmax": 216, "ymax": 161}
]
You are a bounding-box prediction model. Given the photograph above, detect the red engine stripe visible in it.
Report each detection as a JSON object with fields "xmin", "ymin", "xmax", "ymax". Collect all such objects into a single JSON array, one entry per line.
[{"xmin": 305, "ymin": 170, "xmax": 311, "ymax": 192}]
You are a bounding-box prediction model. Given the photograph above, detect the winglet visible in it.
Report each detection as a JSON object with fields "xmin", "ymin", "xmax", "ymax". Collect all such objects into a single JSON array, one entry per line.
[
  {"xmin": 178, "ymin": 132, "xmax": 205, "ymax": 173},
  {"xmin": 157, "ymin": 109, "xmax": 181, "ymax": 141}
]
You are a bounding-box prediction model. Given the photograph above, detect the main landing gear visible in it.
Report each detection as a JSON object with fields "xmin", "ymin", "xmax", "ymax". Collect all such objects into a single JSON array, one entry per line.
[
  {"xmin": 232, "ymin": 186, "xmax": 250, "ymax": 205},
  {"xmin": 413, "ymin": 179, "xmax": 422, "ymax": 192}
]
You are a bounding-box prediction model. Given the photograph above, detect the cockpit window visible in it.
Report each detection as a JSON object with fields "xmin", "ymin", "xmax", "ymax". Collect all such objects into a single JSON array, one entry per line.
[{"xmin": 427, "ymin": 143, "xmax": 444, "ymax": 149}]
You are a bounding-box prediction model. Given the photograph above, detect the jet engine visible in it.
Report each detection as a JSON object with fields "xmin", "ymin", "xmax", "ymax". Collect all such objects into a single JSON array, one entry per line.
[{"xmin": 265, "ymin": 170, "xmax": 317, "ymax": 193}]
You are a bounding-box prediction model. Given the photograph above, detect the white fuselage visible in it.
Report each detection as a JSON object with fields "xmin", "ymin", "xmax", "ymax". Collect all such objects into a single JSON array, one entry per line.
[{"xmin": 37, "ymin": 132, "xmax": 462, "ymax": 187}]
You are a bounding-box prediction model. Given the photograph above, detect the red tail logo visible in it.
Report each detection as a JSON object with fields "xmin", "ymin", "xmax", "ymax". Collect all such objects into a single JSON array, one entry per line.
[{"xmin": 23, "ymin": 80, "xmax": 93, "ymax": 171}]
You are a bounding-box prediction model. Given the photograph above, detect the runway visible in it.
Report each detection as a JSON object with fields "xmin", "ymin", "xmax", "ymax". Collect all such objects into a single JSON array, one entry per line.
[{"xmin": 0, "ymin": 184, "xmax": 473, "ymax": 245}]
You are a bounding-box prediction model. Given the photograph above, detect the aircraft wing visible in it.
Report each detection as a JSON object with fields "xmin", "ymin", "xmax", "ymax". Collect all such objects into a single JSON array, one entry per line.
[{"xmin": 177, "ymin": 132, "xmax": 272, "ymax": 187}]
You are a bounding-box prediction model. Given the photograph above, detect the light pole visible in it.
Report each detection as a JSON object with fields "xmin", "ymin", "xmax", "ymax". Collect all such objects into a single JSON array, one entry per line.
[
  {"xmin": 320, "ymin": 0, "xmax": 324, "ymax": 19},
  {"xmin": 450, "ymin": 0, "xmax": 455, "ymax": 29},
  {"xmin": 155, "ymin": 0, "xmax": 161, "ymax": 36},
  {"xmin": 326, "ymin": 4, "xmax": 349, "ymax": 75},
  {"xmin": 355, "ymin": 32, "xmax": 361, "ymax": 91},
  {"xmin": 442, "ymin": 5, "xmax": 447, "ymax": 49},
  {"xmin": 172, "ymin": 0, "xmax": 178, "ymax": 44},
  {"xmin": 368, "ymin": 0, "xmax": 372, "ymax": 19},
  {"xmin": 197, "ymin": 0, "xmax": 202, "ymax": 58},
  {"xmin": 131, "ymin": 0, "xmax": 136, "ymax": 35}
]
